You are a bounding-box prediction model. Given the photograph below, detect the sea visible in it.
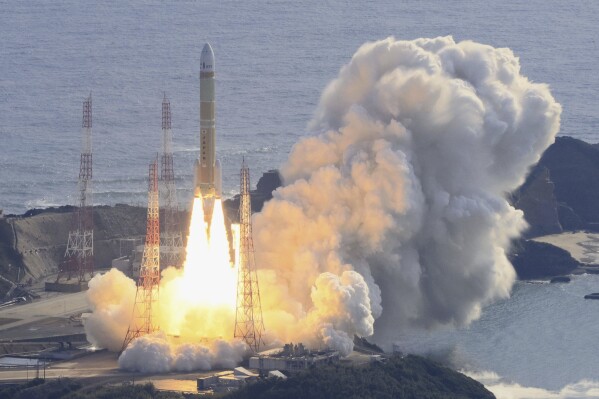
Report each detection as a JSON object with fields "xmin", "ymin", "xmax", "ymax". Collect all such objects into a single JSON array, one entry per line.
[{"xmin": 1, "ymin": 1, "xmax": 599, "ymax": 396}]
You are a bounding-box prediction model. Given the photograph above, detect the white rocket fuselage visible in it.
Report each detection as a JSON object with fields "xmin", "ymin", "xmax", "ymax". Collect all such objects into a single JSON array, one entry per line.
[{"xmin": 195, "ymin": 43, "xmax": 221, "ymax": 198}]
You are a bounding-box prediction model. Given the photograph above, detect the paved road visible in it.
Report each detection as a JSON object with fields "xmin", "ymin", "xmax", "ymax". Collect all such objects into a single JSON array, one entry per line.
[
  {"xmin": 0, "ymin": 350, "xmax": 210, "ymax": 389},
  {"xmin": 0, "ymin": 291, "xmax": 89, "ymax": 336},
  {"xmin": 0, "ymin": 351, "xmax": 121, "ymax": 381}
]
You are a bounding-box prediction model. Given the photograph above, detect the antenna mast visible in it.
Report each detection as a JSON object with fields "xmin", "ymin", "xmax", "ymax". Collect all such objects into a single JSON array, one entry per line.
[
  {"xmin": 59, "ymin": 94, "xmax": 94, "ymax": 282},
  {"xmin": 160, "ymin": 94, "xmax": 183, "ymax": 267},
  {"xmin": 122, "ymin": 158, "xmax": 161, "ymax": 352},
  {"xmin": 234, "ymin": 159, "xmax": 265, "ymax": 352}
]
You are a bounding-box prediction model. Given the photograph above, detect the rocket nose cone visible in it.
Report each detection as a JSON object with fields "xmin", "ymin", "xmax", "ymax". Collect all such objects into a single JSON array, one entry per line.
[{"xmin": 200, "ymin": 43, "xmax": 215, "ymax": 73}]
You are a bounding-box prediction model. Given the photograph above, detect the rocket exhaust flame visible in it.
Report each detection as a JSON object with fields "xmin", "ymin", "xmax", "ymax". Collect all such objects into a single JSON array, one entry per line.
[
  {"xmin": 165, "ymin": 194, "xmax": 237, "ymax": 338},
  {"xmin": 113, "ymin": 195, "xmax": 245, "ymax": 372}
]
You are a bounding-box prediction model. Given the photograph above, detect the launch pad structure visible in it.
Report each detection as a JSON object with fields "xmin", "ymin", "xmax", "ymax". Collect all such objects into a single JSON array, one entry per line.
[
  {"xmin": 234, "ymin": 160, "xmax": 265, "ymax": 352},
  {"xmin": 121, "ymin": 158, "xmax": 161, "ymax": 352},
  {"xmin": 57, "ymin": 94, "xmax": 94, "ymax": 283},
  {"xmin": 160, "ymin": 94, "xmax": 184, "ymax": 267},
  {"xmin": 117, "ymin": 43, "xmax": 266, "ymax": 354}
]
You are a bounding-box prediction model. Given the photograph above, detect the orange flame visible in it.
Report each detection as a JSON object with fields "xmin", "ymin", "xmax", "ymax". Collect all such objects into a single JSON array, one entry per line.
[{"xmin": 162, "ymin": 192, "xmax": 238, "ymax": 339}]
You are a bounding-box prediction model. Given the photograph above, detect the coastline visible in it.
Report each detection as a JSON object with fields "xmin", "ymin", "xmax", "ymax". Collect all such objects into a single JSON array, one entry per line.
[{"xmin": 533, "ymin": 231, "xmax": 599, "ymax": 274}]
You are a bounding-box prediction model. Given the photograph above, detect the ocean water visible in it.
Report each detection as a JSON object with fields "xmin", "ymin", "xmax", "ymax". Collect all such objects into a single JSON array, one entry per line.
[
  {"xmin": 1, "ymin": 0, "xmax": 599, "ymax": 215},
  {"xmin": 396, "ymin": 274, "xmax": 599, "ymax": 392},
  {"xmin": 2, "ymin": 0, "xmax": 599, "ymax": 394}
]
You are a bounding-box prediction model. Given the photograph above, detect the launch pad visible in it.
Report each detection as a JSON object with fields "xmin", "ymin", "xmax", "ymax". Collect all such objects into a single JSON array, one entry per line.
[
  {"xmin": 0, "ymin": 43, "xmax": 269, "ymax": 389},
  {"xmin": 117, "ymin": 42, "xmax": 265, "ymax": 355}
]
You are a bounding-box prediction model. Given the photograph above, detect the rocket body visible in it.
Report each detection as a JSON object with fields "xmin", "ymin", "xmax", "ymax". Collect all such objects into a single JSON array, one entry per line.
[{"xmin": 194, "ymin": 43, "xmax": 221, "ymax": 198}]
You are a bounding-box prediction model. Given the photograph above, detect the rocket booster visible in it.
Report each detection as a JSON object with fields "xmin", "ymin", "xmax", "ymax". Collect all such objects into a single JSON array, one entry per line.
[{"xmin": 194, "ymin": 42, "xmax": 222, "ymax": 198}]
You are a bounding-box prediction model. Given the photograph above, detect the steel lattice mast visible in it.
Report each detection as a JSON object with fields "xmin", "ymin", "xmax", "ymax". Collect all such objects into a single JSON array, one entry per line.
[
  {"xmin": 160, "ymin": 94, "xmax": 183, "ymax": 267},
  {"xmin": 121, "ymin": 158, "xmax": 161, "ymax": 352},
  {"xmin": 234, "ymin": 159, "xmax": 265, "ymax": 352},
  {"xmin": 59, "ymin": 94, "xmax": 94, "ymax": 282}
]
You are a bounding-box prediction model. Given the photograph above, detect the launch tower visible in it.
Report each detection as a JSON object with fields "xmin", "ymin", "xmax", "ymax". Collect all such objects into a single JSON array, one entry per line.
[
  {"xmin": 234, "ymin": 160, "xmax": 265, "ymax": 352},
  {"xmin": 160, "ymin": 94, "xmax": 184, "ymax": 267},
  {"xmin": 59, "ymin": 94, "xmax": 94, "ymax": 282},
  {"xmin": 122, "ymin": 158, "xmax": 161, "ymax": 352}
]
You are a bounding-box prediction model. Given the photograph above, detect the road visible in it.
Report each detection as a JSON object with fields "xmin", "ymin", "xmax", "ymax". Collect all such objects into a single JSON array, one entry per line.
[
  {"xmin": 0, "ymin": 292, "xmax": 89, "ymax": 342},
  {"xmin": 0, "ymin": 350, "xmax": 211, "ymax": 391},
  {"xmin": 0, "ymin": 291, "xmax": 88, "ymax": 338},
  {"xmin": 0, "ymin": 351, "xmax": 122, "ymax": 381}
]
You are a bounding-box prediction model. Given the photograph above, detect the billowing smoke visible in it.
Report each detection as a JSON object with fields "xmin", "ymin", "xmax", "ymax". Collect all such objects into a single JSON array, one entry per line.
[
  {"xmin": 118, "ymin": 332, "xmax": 247, "ymax": 373},
  {"xmin": 84, "ymin": 36, "xmax": 561, "ymax": 368},
  {"xmin": 84, "ymin": 268, "xmax": 136, "ymax": 351},
  {"xmin": 253, "ymin": 36, "xmax": 561, "ymax": 353},
  {"xmin": 85, "ymin": 268, "xmax": 248, "ymax": 373}
]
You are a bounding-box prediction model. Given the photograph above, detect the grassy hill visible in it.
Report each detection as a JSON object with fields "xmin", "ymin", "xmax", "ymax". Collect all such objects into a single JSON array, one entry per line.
[{"xmin": 225, "ymin": 355, "xmax": 494, "ymax": 399}]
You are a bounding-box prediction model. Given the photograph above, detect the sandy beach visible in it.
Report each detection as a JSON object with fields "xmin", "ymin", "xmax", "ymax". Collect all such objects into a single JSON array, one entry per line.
[{"xmin": 533, "ymin": 231, "xmax": 599, "ymax": 265}]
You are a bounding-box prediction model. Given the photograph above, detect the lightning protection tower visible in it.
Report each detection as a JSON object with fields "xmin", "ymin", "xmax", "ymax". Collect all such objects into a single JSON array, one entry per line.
[
  {"xmin": 121, "ymin": 158, "xmax": 161, "ymax": 352},
  {"xmin": 160, "ymin": 94, "xmax": 184, "ymax": 267},
  {"xmin": 59, "ymin": 94, "xmax": 94, "ymax": 283},
  {"xmin": 234, "ymin": 159, "xmax": 265, "ymax": 352}
]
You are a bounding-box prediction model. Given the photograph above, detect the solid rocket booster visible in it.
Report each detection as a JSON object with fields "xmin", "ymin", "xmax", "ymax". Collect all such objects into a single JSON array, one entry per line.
[{"xmin": 194, "ymin": 42, "xmax": 222, "ymax": 198}]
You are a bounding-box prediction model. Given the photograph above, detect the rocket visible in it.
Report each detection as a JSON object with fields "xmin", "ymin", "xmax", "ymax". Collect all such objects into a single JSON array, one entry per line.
[{"xmin": 194, "ymin": 42, "xmax": 222, "ymax": 198}]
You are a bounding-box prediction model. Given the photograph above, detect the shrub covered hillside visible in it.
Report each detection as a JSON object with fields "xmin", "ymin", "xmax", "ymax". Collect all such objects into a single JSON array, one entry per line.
[
  {"xmin": 0, "ymin": 379, "xmax": 186, "ymax": 399},
  {"xmin": 0, "ymin": 355, "xmax": 494, "ymax": 399},
  {"xmin": 226, "ymin": 355, "xmax": 495, "ymax": 399}
]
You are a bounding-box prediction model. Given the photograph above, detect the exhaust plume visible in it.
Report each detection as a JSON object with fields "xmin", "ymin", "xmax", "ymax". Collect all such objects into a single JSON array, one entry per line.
[
  {"xmin": 253, "ymin": 36, "xmax": 561, "ymax": 353},
  {"xmin": 84, "ymin": 36, "xmax": 561, "ymax": 368}
]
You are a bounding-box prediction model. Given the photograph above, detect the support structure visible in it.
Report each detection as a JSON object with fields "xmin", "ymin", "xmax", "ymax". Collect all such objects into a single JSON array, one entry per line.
[
  {"xmin": 122, "ymin": 158, "xmax": 161, "ymax": 352},
  {"xmin": 160, "ymin": 94, "xmax": 184, "ymax": 267},
  {"xmin": 59, "ymin": 94, "xmax": 94, "ymax": 282},
  {"xmin": 234, "ymin": 160, "xmax": 265, "ymax": 352}
]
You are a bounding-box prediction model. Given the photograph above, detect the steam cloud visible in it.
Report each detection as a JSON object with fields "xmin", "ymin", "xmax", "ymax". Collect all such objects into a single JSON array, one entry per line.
[
  {"xmin": 85, "ymin": 268, "xmax": 248, "ymax": 372},
  {"xmin": 253, "ymin": 36, "xmax": 561, "ymax": 353},
  {"xmin": 118, "ymin": 332, "xmax": 247, "ymax": 373},
  {"xmin": 468, "ymin": 371, "xmax": 599, "ymax": 399},
  {"xmin": 84, "ymin": 36, "xmax": 561, "ymax": 368}
]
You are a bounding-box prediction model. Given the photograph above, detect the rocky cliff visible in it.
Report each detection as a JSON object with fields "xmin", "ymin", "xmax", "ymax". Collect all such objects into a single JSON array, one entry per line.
[
  {"xmin": 515, "ymin": 136, "xmax": 599, "ymax": 236},
  {"xmin": 223, "ymin": 169, "xmax": 281, "ymax": 221},
  {"xmin": 509, "ymin": 239, "xmax": 580, "ymax": 279}
]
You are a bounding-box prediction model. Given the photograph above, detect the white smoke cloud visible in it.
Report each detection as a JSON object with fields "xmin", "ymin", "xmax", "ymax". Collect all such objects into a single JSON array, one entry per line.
[
  {"xmin": 468, "ymin": 371, "xmax": 599, "ymax": 399},
  {"xmin": 118, "ymin": 332, "xmax": 248, "ymax": 373},
  {"xmin": 85, "ymin": 269, "xmax": 248, "ymax": 372},
  {"xmin": 84, "ymin": 268, "xmax": 136, "ymax": 351},
  {"xmin": 253, "ymin": 36, "xmax": 561, "ymax": 353}
]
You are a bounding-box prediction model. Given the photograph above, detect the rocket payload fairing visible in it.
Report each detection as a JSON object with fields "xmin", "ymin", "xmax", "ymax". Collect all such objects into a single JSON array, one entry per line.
[{"xmin": 194, "ymin": 42, "xmax": 222, "ymax": 198}]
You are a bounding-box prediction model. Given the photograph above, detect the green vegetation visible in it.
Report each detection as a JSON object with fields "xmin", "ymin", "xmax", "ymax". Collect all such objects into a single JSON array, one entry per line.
[
  {"xmin": 0, "ymin": 355, "xmax": 493, "ymax": 399},
  {"xmin": 0, "ymin": 378, "xmax": 81, "ymax": 399},
  {"xmin": 225, "ymin": 355, "xmax": 495, "ymax": 399},
  {"xmin": 63, "ymin": 383, "xmax": 186, "ymax": 399},
  {"xmin": 0, "ymin": 379, "xmax": 189, "ymax": 399}
]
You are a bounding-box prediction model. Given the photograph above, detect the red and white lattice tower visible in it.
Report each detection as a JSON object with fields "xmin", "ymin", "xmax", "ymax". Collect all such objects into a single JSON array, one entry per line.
[
  {"xmin": 234, "ymin": 159, "xmax": 265, "ymax": 352},
  {"xmin": 59, "ymin": 94, "xmax": 94, "ymax": 282},
  {"xmin": 121, "ymin": 158, "xmax": 161, "ymax": 352},
  {"xmin": 160, "ymin": 94, "xmax": 183, "ymax": 267}
]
